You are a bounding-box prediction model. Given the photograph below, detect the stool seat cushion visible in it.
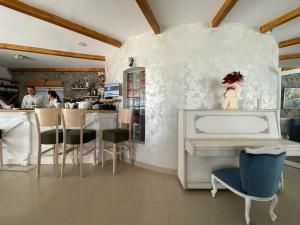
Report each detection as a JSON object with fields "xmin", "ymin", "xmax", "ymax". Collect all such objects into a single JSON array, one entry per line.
[
  {"xmin": 213, "ymin": 168, "xmax": 246, "ymax": 194},
  {"xmin": 41, "ymin": 129, "xmax": 63, "ymax": 144},
  {"xmin": 103, "ymin": 128, "xmax": 129, "ymax": 143},
  {"xmin": 66, "ymin": 129, "xmax": 96, "ymax": 144}
]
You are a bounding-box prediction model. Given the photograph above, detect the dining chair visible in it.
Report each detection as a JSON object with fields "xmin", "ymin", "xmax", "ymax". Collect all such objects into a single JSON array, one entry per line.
[
  {"xmin": 34, "ymin": 108, "xmax": 63, "ymax": 178},
  {"xmin": 102, "ymin": 108, "xmax": 133, "ymax": 174},
  {"xmin": 211, "ymin": 147, "xmax": 286, "ymax": 225},
  {"xmin": 61, "ymin": 109, "xmax": 97, "ymax": 177}
]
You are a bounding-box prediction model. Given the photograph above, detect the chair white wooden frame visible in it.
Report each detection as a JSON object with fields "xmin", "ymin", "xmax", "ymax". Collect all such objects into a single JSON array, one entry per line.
[
  {"xmin": 34, "ymin": 108, "xmax": 62, "ymax": 179},
  {"xmin": 61, "ymin": 109, "xmax": 97, "ymax": 177},
  {"xmin": 211, "ymin": 174, "xmax": 278, "ymax": 225},
  {"xmin": 102, "ymin": 108, "xmax": 133, "ymax": 174}
]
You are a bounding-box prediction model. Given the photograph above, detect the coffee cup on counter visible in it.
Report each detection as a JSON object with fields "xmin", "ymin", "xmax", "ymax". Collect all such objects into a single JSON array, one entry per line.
[
  {"xmin": 64, "ymin": 103, "xmax": 70, "ymax": 109},
  {"xmin": 69, "ymin": 103, "xmax": 75, "ymax": 109},
  {"xmin": 78, "ymin": 102, "xmax": 89, "ymax": 109}
]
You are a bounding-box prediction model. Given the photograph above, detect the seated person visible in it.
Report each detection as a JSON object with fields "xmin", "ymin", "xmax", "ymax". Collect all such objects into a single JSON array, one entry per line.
[
  {"xmin": 21, "ymin": 86, "xmax": 44, "ymax": 108},
  {"xmin": 47, "ymin": 90, "xmax": 62, "ymax": 108}
]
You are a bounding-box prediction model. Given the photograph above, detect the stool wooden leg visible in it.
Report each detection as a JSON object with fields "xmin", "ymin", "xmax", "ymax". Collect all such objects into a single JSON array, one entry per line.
[
  {"xmin": 118, "ymin": 146, "xmax": 122, "ymax": 161},
  {"xmin": 93, "ymin": 139, "xmax": 97, "ymax": 166},
  {"xmin": 113, "ymin": 144, "xmax": 117, "ymax": 175},
  {"xmin": 36, "ymin": 142, "xmax": 42, "ymax": 179},
  {"xmin": 61, "ymin": 143, "xmax": 67, "ymax": 177},
  {"xmin": 76, "ymin": 146, "xmax": 79, "ymax": 165},
  {"xmin": 72, "ymin": 148, "xmax": 75, "ymax": 165},
  {"xmin": 101, "ymin": 141, "xmax": 105, "ymax": 168},
  {"xmin": 0, "ymin": 138, "xmax": 3, "ymax": 167},
  {"xmin": 79, "ymin": 144, "xmax": 83, "ymax": 177},
  {"xmin": 55, "ymin": 144, "xmax": 59, "ymax": 176},
  {"xmin": 129, "ymin": 141, "xmax": 133, "ymax": 166},
  {"xmin": 52, "ymin": 145, "xmax": 57, "ymax": 176}
]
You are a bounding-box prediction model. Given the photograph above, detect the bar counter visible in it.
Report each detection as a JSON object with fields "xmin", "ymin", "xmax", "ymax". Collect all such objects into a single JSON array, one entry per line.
[
  {"xmin": 0, "ymin": 109, "xmax": 117, "ymax": 165},
  {"xmin": 0, "ymin": 109, "xmax": 117, "ymax": 113}
]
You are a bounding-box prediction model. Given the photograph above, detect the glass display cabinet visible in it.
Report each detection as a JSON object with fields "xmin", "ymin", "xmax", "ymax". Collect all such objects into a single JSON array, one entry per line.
[{"xmin": 123, "ymin": 67, "xmax": 145, "ymax": 143}]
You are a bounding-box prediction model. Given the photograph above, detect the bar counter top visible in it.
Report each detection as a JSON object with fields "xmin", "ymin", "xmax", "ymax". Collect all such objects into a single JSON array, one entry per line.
[{"xmin": 0, "ymin": 109, "xmax": 117, "ymax": 113}]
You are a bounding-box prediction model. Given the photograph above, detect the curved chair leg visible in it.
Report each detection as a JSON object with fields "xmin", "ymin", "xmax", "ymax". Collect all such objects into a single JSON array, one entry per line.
[
  {"xmin": 245, "ymin": 197, "xmax": 251, "ymax": 225},
  {"xmin": 269, "ymin": 195, "xmax": 278, "ymax": 222},
  {"xmin": 279, "ymin": 171, "xmax": 284, "ymax": 190},
  {"xmin": 211, "ymin": 175, "xmax": 217, "ymax": 197}
]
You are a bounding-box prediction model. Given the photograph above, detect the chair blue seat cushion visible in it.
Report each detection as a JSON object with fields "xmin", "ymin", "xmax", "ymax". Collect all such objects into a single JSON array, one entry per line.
[
  {"xmin": 102, "ymin": 128, "xmax": 129, "ymax": 143},
  {"xmin": 213, "ymin": 168, "xmax": 246, "ymax": 194},
  {"xmin": 41, "ymin": 129, "xmax": 63, "ymax": 144},
  {"xmin": 66, "ymin": 129, "xmax": 96, "ymax": 144}
]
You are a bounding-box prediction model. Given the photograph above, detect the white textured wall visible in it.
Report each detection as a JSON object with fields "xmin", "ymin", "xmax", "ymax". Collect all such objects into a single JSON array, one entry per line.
[
  {"xmin": 0, "ymin": 66, "xmax": 11, "ymax": 79},
  {"xmin": 106, "ymin": 23, "xmax": 279, "ymax": 170}
]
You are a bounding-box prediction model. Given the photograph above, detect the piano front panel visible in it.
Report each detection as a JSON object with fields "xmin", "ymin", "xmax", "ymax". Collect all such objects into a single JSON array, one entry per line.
[{"xmin": 185, "ymin": 110, "xmax": 281, "ymax": 140}]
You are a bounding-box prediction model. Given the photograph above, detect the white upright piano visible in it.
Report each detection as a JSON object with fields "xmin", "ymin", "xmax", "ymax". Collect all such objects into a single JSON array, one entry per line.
[{"xmin": 178, "ymin": 110, "xmax": 300, "ymax": 189}]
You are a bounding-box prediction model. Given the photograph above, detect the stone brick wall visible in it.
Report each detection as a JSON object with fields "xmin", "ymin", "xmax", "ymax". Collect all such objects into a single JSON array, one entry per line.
[
  {"xmin": 281, "ymin": 73, "xmax": 300, "ymax": 118},
  {"xmin": 11, "ymin": 71, "xmax": 104, "ymax": 106}
]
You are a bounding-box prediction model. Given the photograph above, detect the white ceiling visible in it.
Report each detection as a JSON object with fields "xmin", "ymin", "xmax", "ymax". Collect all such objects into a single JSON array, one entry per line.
[{"xmin": 0, "ymin": 0, "xmax": 299, "ymax": 68}]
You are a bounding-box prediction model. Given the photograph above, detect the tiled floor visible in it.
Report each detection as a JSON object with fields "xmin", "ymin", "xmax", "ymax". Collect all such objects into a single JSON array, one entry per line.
[{"xmin": 0, "ymin": 163, "xmax": 299, "ymax": 225}]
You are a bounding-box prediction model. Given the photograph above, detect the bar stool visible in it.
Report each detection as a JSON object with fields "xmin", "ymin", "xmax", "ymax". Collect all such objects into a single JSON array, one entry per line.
[
  {"xmin": 61, "ymin": 109, "xmax": 97, "ymax": 177},
  {"xmin": 34, "ymin": 108, "xmax": 63, "ymax": 179},
  {"xmin": 102, "ymin": 108, "xmax": 133, "ymax": 174},
  {"xmin": 0, "ymin": 129, "xmax": 3, "ymax": 166}
]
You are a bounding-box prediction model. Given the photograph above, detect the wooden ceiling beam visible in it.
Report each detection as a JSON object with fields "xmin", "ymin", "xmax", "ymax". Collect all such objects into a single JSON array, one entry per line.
[
  {"xmin": 0, "ymin": 0, "xmax": 122, "ymax": 47},
  {"xmin": 260, "ymin": 7, "xmax": 300, "ymax": 33},
  {"xmin": 280, "ymin": 66, "xmax": 300, "ymax": 71},
  {"xmin": 0, "ymin": 43, "xmax": 105, "ymax": 61},
  {"xmin": 279, "ymin": 52, "xmax": 300, "ymax": 60},
  {"xmin": 8, "ymin": 67, "xmax": 105, "ymax": 73},
  {"xmin": 279, "ymin": 36, "xmax": 300, "ymax": 48},
  {"xmin": 212, "ymin": 0, "xmax": 238, "ymax": 27},
  {"xmin": 136, "ymin": 0, "xmax": 160, "ymax": 34}
]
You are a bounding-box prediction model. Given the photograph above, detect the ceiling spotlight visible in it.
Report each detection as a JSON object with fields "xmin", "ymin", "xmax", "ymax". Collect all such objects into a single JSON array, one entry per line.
[
  {"xmin": 14, "ymin": 54, "xmax": 25, "ymax": 60},
  {"xmin": 78, "ymin": 41, "xmax": 87, "ymax": 47}
]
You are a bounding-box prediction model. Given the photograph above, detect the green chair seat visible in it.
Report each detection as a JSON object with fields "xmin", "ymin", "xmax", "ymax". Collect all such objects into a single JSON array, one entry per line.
[
  {"xmin": 41, "ymin": 129, "xmax": 63, "ymax": 144},
  {"xmin": 103, "ymin": 128, "xmax": 129, "ymax": 143},
  {"xmin": 66, "ymin": 129, "xmax": 96, "ymax": 145}
]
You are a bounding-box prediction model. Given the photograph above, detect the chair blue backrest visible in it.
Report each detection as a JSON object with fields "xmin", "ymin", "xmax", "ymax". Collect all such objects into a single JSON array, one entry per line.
[{"xmin": 239, "ymin": 151, "xmax": 286, "ymax": 198}]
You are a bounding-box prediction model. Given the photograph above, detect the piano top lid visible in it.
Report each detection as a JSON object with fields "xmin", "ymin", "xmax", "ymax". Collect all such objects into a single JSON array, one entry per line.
[{"xmin": 183, "ymin": 110, "xmax": 281, "ymax": 140}]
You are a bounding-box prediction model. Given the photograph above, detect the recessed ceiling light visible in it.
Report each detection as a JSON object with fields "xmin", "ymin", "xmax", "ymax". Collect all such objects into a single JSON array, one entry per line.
[
  {"xmin": 78, "ymin": 41, "xmax": 87, "ymax": 47},
  {"xmin": 14, "ymin": 54, "xmax": 25, "ymax": 60}
]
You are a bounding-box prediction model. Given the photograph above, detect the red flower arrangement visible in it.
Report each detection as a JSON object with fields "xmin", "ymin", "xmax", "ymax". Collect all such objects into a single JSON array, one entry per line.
[{"xmin": 222, "ymin": 71, "xmax": 244, "ymax": 84}]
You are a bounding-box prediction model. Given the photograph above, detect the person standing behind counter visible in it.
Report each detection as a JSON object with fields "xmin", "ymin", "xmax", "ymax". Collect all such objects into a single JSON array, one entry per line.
[
  {"xmin": 21, "ymin": 86, "xmax": 44, "ymax": 108},
  {"xmin": 47, "ymin": 90, "xmax": 61, "ymax": 108}
]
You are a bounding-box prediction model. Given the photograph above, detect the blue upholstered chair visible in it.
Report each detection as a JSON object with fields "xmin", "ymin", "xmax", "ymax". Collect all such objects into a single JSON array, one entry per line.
[{"xmin": 211, "ymin": 149, "xmax": 286, "ymax": 225}]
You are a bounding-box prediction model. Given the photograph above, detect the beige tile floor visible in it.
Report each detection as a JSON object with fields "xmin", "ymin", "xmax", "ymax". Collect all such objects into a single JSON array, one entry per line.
[{"xmin": 0, "ymin": 163, "xmax": 299, "ymax": 225}]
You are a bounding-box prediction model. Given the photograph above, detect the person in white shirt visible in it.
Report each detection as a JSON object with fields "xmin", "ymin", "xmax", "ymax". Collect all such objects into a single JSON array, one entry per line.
[
  {"xmin": 47, "ymin": 90, "xmax": 61, "ymax": 108},
  {"xmin": 21, "ymin": 86, "xmax": 44, "ymax": 108}
]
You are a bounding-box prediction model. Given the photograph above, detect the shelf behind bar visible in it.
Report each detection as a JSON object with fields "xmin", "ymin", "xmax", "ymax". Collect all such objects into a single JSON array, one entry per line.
[{"xmin": 0, "ymin": 77, "xmax": 18, "ymax": 83}]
